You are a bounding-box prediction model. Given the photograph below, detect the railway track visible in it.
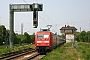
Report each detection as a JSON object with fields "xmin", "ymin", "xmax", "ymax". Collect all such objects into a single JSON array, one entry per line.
[
  {"xmin": 14, "ymin": 51, "xmax": 45, "ymax": 60},
  {"xmin": 0, "ymin": 48, "xmax": 45, "ymax": 60},
  {"xmin": 0, "ymin": 48, "xmax": 36, "ymax": 60},
  {"xmin": 28, "ymin": 54, "xmax": 45, "ymax": 60}
]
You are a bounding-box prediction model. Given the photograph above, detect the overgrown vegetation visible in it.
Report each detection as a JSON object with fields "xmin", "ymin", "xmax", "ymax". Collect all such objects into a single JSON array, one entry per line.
[
  {"xmin": 0, "ymin": 25, "xmax": 35, "ymax": 56},
  {"xmin": 0, "ymin": 25, "xmax": 34, "ymax": 46},
  {"xmin": 0, "ymin": 25, "xmax": 90, "ymax": 59},
  {"xmin": 75, "ymin": 31, "xmax": 90, "ymax": 42},
  {"xmin": 41, "ymin": 42, "xmax": 90, "ymax": 60},
  {"xmin": 0, "ymin": 25, "xmax": 90, "ymax": 46},
  {"xmin": 0, "ymin": 44, "xmax": 34, "ymax": 56}
]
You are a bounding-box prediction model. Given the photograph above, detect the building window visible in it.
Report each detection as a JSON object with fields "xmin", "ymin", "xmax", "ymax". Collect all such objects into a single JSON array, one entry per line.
[{"xmin": 65, "ymin": 30, "xmax": 72, "ymax": 33}]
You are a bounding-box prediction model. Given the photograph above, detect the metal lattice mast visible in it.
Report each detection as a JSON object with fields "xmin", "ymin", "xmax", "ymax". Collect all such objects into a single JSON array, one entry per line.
[{"xmin": 9, "ymin": 3, "xmax": 43, "ymax": 48}]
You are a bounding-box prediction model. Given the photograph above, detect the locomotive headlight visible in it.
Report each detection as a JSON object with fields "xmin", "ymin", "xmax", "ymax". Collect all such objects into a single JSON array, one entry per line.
[
  {"xmin": 45, "ymin": 41, "xmax": 49, "ymax": 43},
  {"xmin": 37, "ymin": 41, "xmax": 41, "ymax": 43}
]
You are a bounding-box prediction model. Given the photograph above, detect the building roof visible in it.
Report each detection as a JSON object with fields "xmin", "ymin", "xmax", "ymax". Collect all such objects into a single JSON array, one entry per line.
[{"xmin": 60, "ymin": 25, "xmax": 77, "ymax": 30}]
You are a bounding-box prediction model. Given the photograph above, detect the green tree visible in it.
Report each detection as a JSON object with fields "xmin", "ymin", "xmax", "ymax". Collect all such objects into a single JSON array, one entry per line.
[
  {"xmin": 86, "ymin": 31, "xmax": 90, "ymax": 42},
  {"xmin": 75, "ymin": 32, "xmax": 80, "ymax": 42},
  {"xmin": 23, "ymin": 32, "xmax": 31, "ymax": 43},
  {"xmin": 80, "ymin": 31, "xmax": 87, "ymax": 42},
  {"xmin": 30, "ymin": 34, "xmax": 35, "ymax": 44},
  {"xmin": 14, "ymin": 33, "xmax": 21, "ymax": 44}
]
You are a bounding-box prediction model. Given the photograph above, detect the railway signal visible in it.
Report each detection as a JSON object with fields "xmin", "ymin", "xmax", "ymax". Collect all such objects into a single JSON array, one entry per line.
[
  {"xmin": 33, "ymin": 8, "xmax": 37, "ymax": 19},
  {"xmin": 2, "ymin": 27, "xmax": 6, "ymax": 37},
  {"xmin": 38, "ymin": 4, "xmax": 43, "ymax": 11},
  {"xmin": 2, "ymin": 27, "xmax": 9, "ymax": 48},
  {"xmin": 32, "ymin": 3, "xmax": 43, "ymax": 28},
  {"xmin": 30, "ymin": 5, "xmax": 33, "ymax": 11},
  {"xmin": 33, "ymin": 8, "xmax": 38, "ymax": 28}
]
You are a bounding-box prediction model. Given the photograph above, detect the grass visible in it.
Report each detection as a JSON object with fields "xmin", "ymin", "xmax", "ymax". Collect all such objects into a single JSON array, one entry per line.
[{"xmin": 41, "ymin": 42, "xmax": 90, "ymax": 60}]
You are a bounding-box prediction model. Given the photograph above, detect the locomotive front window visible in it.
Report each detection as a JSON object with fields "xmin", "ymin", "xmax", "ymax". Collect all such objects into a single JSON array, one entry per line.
[
  {"xmin": 44, "ymin": 35, "xmax": 49, "ymax": 38},
  {"xmin": 38, "ymin": 34, "xmax": 43, "ymax": 38},
  {"xmin": 38, "ymin": 34, "xmax": 49, "ymax": 38}
]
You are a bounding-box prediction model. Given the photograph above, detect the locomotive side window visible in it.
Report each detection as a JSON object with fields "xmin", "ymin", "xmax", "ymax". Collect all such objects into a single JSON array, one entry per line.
[{"xmin": 38, "ymin": 34, "xmax": 49, "ymax": 38}]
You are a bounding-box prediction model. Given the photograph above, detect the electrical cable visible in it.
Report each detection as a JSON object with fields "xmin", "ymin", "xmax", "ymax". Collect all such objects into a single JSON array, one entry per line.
[
  {"xmin": 34, "ymin": 0, "xmax": 52, "ymax": 25},
  {"xmin": 39, "ymin": 15, "xmax": 48, "ymax": 24},
  {"xmin": 23, "ymin": 0, "xmax": 28, "ymax": 4},
  {"xmin": 43, "ymin": 11, "xmax": 53, "ymax": 24}
]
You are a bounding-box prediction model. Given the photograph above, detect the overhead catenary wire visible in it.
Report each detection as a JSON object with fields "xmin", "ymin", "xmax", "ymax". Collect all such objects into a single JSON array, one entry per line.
[
  {"xmin": 22, "ymin": 0, "xmax": 52, "ymax": 26},
  {"xmin": 39, "ymin": 15, "xmax": 48, "ymax": 24},
  {"xmin": 43, "ymin": 11, "xmax": 53, "ymax": 24},
  {"xmin": 22, "ymin": 0, "xmax": 50, "ymax": 33},
  {"xmin": 34, "ymin": 0, "xmax": 53, "ymax": 25},
  {"xmin": 22, "ymin": 0, "xmax": 49, "ymax": 25},
  {"xmin": 37, "ymin": 2, "xmax": 90, "ymax": 29},
  {"xmin": 35, "ymin": 0, "xmax": 38, "ymax": 3},
  {"xmin": 22, "ymin": 0, "xmax": 90, "ymax": 32},
  {"xmin": 23, "ymin": 0, "xmax": 28, "ymax": 4},
  {"xmin": 54, "ymin": 20, "xmax": 90, "ymax": 26}
]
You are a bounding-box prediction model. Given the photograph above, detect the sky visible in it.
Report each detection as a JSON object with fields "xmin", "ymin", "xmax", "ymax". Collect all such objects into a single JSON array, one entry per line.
[{"xmin": 0, "ymin": 0, "xmax": 90, "ymax": 35}]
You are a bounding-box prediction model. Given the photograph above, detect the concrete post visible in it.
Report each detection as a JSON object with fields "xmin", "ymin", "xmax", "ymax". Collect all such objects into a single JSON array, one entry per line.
[{"xmin": 9, "ymin": 10, "xmax": 14, "ymax": 48}]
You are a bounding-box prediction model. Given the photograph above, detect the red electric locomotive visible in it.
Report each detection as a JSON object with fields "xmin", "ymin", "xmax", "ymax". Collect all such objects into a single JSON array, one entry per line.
[{"xmin": 34, "ymin": 28, "xmax": 65, "ymax": 54}]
